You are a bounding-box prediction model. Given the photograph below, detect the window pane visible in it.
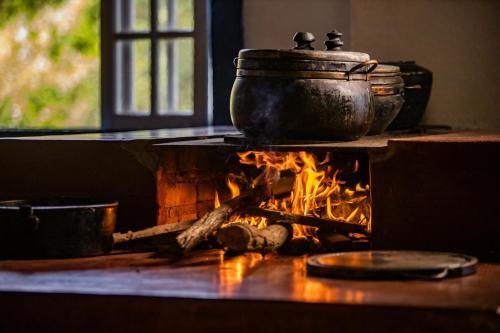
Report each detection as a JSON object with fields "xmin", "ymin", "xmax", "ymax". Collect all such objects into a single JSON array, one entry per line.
[
  {"xmin": 116, "ymin": 40, "xmax": 151, "ymax": 115},
  {"xmin": 158, "ymin": 0, "xmax": 194, "ymax": 30},
  {"xmin": 115, "ymin": 0, "xmax": 150, "ymax": 32},
  {"xmin": 158, "ymin": 38, "xmax": 193, "ymax": 115},
  {"xmin": 0, "ymin": 0, "xmax": 100, "ymax": 129}
]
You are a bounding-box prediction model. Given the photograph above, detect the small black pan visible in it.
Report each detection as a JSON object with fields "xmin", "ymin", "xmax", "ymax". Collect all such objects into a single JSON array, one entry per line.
[{"xmin": 0, "ymin": 198, "xmax": 118, "ymax": 259}]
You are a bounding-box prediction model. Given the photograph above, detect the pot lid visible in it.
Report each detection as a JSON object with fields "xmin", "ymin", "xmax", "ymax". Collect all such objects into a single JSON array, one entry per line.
[
  {"xmin": 307, "ymin": 250, "xmax": 477, "ymax": 280},
  {"xmin": 369, "ymin": 64, "xmax": 403, "ymax": 85},
  {"xmin": 238, "ymin": 48, "xmax": 370, "ymax": 63},
  {"xmin": 371, "ymin": 64, "xmax": 400, "ymax": 75},
  {"xmin": 238, "ymin": 30, "xmax": 370, "ymax": 63}
]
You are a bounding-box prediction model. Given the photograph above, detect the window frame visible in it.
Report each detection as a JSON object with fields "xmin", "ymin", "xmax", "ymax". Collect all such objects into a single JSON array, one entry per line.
[{"xmin": 100, "ymin": 0, "xmax": 211, "ymax": 130}]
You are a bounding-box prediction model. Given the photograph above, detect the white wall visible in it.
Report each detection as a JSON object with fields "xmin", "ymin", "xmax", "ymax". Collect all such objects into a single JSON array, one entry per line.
[{"xmin": 243, "ymin": 0, "xmax": 500, "ymax": 130}]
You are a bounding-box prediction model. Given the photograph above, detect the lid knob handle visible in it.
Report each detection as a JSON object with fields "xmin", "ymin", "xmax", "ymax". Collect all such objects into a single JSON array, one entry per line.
[
  {"xmin": 293, "ymin": 32, "xmax": 315, "ymax": 50},
  {"xmin": 325, "ymin": 29, "xmax": 344, "ymax": 51}
]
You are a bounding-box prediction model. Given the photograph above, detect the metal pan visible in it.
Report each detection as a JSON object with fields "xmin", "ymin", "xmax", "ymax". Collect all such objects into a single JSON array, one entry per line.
[{"xmin": 0, "ymin": 198, "xmax": 118, "ymax": 259}]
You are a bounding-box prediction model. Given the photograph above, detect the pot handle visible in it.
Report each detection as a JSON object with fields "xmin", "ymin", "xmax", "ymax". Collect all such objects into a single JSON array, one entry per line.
[
  {"xmin": 346, "ymin": 60, "xmax": 378, "ymax": 81},
  {"xmin": 19, "ymin": 205, "xmax": 40, "ymax": 232},
  {"xmin": 233, "ymin": 57, "xmax": 239, "ymax": 68}
]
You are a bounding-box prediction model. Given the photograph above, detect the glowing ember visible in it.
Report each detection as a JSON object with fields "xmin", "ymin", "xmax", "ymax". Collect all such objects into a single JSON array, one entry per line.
[{"xmin": 216, "ymin": 151, "xmax": 371, "ymax": 239}]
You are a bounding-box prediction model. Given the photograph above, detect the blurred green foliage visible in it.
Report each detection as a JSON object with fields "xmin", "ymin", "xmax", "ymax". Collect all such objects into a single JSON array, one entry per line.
[
  {"xmin": 0, "ymin": 0, "xmax": 100, "ymax": 128},
  {"xmin": 69, "ymin": 0, "xmax": 99, "ymax": 56},
  {"xmin": 0, "ymin": 0, "xmax": 195, "ymax": 128},
  {"xmin": 45, "ymin": 0, "xmax": 99, "ymax": 60},
  {"xmin": 0, "ymin": 0, "xmax": 65, "ymax": 25}
]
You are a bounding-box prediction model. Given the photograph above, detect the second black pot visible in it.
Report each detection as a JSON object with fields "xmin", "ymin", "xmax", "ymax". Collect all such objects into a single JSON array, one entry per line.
[{"xmin": 368, "ymin": 64, "xmax": 405, "ymax": 135}]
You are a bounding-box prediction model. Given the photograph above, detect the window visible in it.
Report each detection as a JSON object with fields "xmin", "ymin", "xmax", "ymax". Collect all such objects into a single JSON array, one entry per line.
[
  {"xmin": 101, "ymin": 0, "xmax": 210, "ymax": 130},
  {"xmin": 0, "ymin": 0, "xmax": 240, "ymax": 132}
]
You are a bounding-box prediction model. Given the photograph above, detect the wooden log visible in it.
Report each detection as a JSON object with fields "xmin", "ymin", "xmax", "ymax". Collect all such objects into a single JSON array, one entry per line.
[
  {"xmin": 269, "ymin": 174, "xmax": 294, "ymax": 199},
  {"xmin": 317, "ymin": 232, "xmax": 352, "ymax": 252},
  {"xmin": 216, "ymin": 223, "xmax": 291, "ymax": 253},
  {"xmin": 351, "ymin": 239, "xmax": 371, "ymax": 251},
  {"xmin": 176, "ymin": 187, "xmax": 268, "ymax": 253},
  {"xmin": 278, "ymin": 237, "xmax": 319, "ymax": 256},
  {"xmin": 174, "ymin": 177, "xmax": 295, "ymax": 254},
  {"xmin": 113, "ymin": 220, "xmax": 195, "ymax": 245},
  {"xmin": 245, "ymin": 207, "xmax": 368, "ymax": 234}
]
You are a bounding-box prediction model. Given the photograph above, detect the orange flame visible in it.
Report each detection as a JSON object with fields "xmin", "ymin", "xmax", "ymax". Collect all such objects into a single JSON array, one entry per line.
[
  {"xmin": 214, "ymin": 190, "xmax": 221, "ymax": 209},
  {"xmin": 226, "ymin": 175, "xmax": 241, "ymax": 199},
  {"xmin": 225, "ymin": 151, "xmax": 371, "ymax": 239}
]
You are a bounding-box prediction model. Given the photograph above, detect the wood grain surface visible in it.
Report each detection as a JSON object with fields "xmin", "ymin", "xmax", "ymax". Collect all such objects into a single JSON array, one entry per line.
[{"xmin": 0, "ymin": 250, "xmax": 499, "ymax": 332}]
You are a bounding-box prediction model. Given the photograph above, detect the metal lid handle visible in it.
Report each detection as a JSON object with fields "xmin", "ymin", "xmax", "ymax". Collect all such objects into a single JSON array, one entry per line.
[
  {"xmin": 293, "ymin": 32, "xmax": 315, "ymax": 50},
  {"xmin": 19, "ymin": 205, "xmax": 40, "ymax": 231},
  {"xmin": 347, "ymin": 60, "xmax": 379, "ymax": 81},
  {"xmin": 325, "ymin": 29, "xmax": 344, "ymax": 51}
]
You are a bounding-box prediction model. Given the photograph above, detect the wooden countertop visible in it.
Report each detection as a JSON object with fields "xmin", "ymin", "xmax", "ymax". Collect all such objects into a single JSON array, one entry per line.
[
  {"xmin": 0, "ymin": 250, "xmax": 498, "ymax": 332},
  {"xmin": 155, "ymin": 130, "xmax": 500, "ymax": 155},
  {"xmin": 0, "ymin": 126, "xmax": 238, "ymax": 142}
]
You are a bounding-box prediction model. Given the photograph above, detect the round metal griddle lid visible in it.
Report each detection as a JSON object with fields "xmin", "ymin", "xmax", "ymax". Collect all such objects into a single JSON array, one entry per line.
[{"xmin": 307, "ymin": 251, "xmax": 478, "ymax": 280}]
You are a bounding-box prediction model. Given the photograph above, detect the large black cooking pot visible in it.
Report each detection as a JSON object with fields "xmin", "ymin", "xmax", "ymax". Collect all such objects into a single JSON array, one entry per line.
[
  {"xmin": 0, "ymin": 198, "xmax": 117, "ymax": 259},
  {"xmin": 230, "ymin": 31, "xmax": 378, "ymax": 142}
]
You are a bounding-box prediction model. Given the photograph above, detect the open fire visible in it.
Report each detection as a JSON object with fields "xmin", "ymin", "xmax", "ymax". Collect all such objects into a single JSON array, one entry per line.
[
  {"xmin": 216, "ymin": 151, "xmax": 371, "ymax": 240},
  {"xmin": 149, "ymin": 131, "xmax": 498, "ymax": 259}
]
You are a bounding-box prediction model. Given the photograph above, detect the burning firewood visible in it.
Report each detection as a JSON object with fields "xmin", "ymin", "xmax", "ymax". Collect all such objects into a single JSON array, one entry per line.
[
  {"xmin": 175, "ymin": 189, "xmax": 265, "ymax": 253},
  {"xmin": 278, "ymin": 237, "xmax": 319, "ymax": 256},
  {"xmin": 176, "ymin": 196, "xmax": 245, "ymax": 253},
  {"xmin": 245, "ymin": 207, "xmax": 368, "ymax": 235},
  {"xmin": 216, "ymin": 222, "xmax": 291, "ymax": 253},
  {"xmin": 175, "ymin": 177, "xmax": 296, "ymax": 254},
  {"xmin": 317, "ymin": 231, "xmax": 352, "ymax": 252}
]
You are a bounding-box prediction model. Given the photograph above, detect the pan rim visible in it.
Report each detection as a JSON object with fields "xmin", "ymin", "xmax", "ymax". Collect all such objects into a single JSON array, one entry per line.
[{"xmin": 0, "ymin": 198, "xmax": 119, "ymax": 211}]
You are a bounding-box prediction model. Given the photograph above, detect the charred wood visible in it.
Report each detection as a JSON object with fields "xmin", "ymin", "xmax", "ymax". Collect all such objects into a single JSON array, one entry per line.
[
  {"xmin": 317, "ymin": 232, "xmax": 352, "ymax": 252},
  {"xmin": 278, "ymin": 237, "xmax": 319, "ymax": 256},
  {"xmin": 176, "ymin": 198, "xmax": 242, "ymax": 253},
  {"xmin": 216, "ymin": 223, "xmax": 291, "ymax": 253},
  {"xmin": 351, "ymin": 239, "xmax": 372, "ymax": 251},
  {"xmin": 176, "ymin": 187, "xmax": 268, "ymax": 253},
  {"xmin": 245, "ymin": 207, "xmax": 367, "ymax": 235}
]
